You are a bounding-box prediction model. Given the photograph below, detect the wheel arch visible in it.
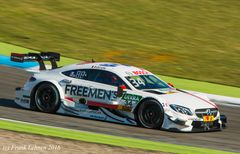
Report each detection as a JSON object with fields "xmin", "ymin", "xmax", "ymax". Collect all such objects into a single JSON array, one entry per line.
[
  {"xmin": 133, "ymin": 97, "xmax": 163, "ymax": 114},
  {"xmin": 30, "ymin": 80, "xmax": 64, "ymax": 110},
  {"xmin": 133, "ymin": 97, "xmax": 165, "ymax": 129}
]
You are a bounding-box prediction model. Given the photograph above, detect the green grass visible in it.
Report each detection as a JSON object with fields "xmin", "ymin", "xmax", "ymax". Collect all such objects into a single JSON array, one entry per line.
[
  {"xmin": 1, "ymin": 42, "xmax": 240, "ymax": 98},
  {"xmin": 0, "ymin": 119, "xmax": 237, "ymax": 154},
  {"xmin": 159, "ymin": 75, "xmax": 240, "ymax": 98},
  {"xmin": 0, "ymin": 0, "xmax": 239, "ymax": 87}
]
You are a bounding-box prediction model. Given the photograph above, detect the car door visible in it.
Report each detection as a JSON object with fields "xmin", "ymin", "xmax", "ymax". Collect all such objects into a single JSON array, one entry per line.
[
  {"xmin": 61, "ymin": 69, "xmax": 99, "ymax": 104},
  {"xmin": 89, "ymin": 70, "xmax": 145, "ymax": 110},
  {"xmin": 62, "ymin": 69, "xmax": 141, "ymax": 111},
  {"xmin": 88, "ymin": 70, "xmax": 127, "ymax": 105},
  {"xmin": 62, "ymin": 69, "xmax": 125, "ymax": 104}
]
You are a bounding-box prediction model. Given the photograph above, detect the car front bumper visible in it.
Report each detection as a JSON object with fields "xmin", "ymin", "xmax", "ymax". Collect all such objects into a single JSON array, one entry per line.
[{"xmin": 162, "ymin": 110, "xmax": 226, "ymax": 132}]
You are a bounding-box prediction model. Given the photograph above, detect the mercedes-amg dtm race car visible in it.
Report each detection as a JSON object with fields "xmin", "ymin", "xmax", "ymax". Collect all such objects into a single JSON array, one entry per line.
[{"xmin": 11, "ymin": 52, "xmax": 227, "ymax": 132}]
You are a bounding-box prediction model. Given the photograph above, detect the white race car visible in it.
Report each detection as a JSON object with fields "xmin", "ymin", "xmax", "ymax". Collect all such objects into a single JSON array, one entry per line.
[{"xmin": 12, "ymin": 52, "xmax": 226, "ymax": 132}]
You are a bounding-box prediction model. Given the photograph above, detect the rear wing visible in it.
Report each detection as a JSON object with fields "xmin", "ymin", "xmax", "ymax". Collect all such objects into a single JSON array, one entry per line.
[{"xmin": 11, "ymin": 52, "xmax": 60, "ymax": 70}]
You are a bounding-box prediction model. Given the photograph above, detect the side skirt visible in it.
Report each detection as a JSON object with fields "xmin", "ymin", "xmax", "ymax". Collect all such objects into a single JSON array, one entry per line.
[{"xmin": 57, "ymin": 100, "xmax": 137, "ymax": 126}]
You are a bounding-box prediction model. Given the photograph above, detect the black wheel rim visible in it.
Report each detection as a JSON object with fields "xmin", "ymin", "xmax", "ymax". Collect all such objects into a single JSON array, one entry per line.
[
  {"xmin": 35, "ymin": 85, "xmax": 58, "ymax": 112},
  {"xmin": 139, "ymin": 102, "xmax": 163, "ymax": 128}
]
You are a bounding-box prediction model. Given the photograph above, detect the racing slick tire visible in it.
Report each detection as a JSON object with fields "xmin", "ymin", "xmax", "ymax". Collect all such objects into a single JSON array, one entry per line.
[
  {"xmin": 136, "ymin": 99, "xmax": 164, "ymax": 129},
  {"xmin": 34, "ymin": 82, "xmax": 60, "ymax": 113}
]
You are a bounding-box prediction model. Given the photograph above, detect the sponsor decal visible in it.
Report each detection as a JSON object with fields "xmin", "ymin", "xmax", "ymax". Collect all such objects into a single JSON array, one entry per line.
[
  {"xmin": 99, "ymin": 63, "xmax": 119, "ymax": 67},
  {"xmin": 203, "ymin": 115, "xmax": 214, "ymax": 122},
  {"xmin": 87, "ymin": 100, "xmax": 132, "ymax": 111},
  {"xmin": 79, "ymin": 109, "xmax": 102, "ymax": 114},
  {"xmin": 132, "ymin": 69, "xmax": 149, "ymax": 75},
  {"xmin": 69, "ymin": 70, "xmax": 87, "ymax": 79},
  {"xmin": 127, "ymin": 76, "xmax": 146, "ymax": 88},
  {"xmin": 117, "ymin": 105, "xmax": 132, "ymax": 112},
  {"xmin": 65, "ymin": 85, "xmax": 117, "ymax": 101},
  {"xmin": 122, "ymin": 94, "xmax": 142, "ymax": 107},
  {"xmin": 91, "ymin": 65, "xmax": 106, "ymax": 69}
]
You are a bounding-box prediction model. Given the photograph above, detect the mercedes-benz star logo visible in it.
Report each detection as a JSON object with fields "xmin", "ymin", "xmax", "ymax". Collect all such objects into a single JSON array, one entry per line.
[{"xmin": 206, "ymin": 109, "xmax": 212, "ymax": 115}]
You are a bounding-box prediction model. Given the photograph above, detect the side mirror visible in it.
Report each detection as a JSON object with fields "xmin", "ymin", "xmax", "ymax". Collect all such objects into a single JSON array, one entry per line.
[
  {"xmin": 167, "ymin": 83, "xmax": 174, "ymax": 87},
  {"xmin": 117, "ymin": 85, "xmax": 126, "ymax": 97}
]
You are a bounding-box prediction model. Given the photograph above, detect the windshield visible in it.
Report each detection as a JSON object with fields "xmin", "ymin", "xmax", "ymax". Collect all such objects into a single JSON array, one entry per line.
[{"xmin": 125, "ymin": 75, "xmax": 170, "ymax": 90}]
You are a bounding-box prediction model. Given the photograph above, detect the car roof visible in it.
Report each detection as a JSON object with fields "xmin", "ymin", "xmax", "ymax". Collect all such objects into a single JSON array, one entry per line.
[{"xmin": 60, "ymin": 62, "xmax": 153, "ymax": 77}]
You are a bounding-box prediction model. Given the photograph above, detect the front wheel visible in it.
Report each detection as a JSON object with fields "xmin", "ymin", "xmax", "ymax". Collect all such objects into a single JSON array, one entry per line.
[
  {"xmin": 34, "ymin": 83, "xmax": 60, "ymax": 113},
  {"xmin": 136, "ymin": 99, "xmax": 164, "ymax": 129}
]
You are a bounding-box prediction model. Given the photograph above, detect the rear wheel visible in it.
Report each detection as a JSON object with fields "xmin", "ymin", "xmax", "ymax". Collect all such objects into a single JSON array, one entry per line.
[
  {"xmin": 136, "ymin": 99, "xmax": 164, "ymax": 129},
  {"xmin": 34, "ymin": 83, "xmax": 60, "ymax": 113}
]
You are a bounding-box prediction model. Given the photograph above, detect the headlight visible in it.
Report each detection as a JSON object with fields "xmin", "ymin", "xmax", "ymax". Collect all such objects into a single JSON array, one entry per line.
[{"xmin": 170, "ymin": 104, "xmax": 193, "ymax": 115}]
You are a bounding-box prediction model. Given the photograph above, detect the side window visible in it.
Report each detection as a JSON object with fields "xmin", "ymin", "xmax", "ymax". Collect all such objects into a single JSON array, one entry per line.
[
  {"xmin": 94, "ymin": 70, "xmax": 127, "ymax": 87},
  {"xmin": 62, "ymin": 69, "xmax": 99, "ymax": 81},
  {"xmin": 62, "ymin": 69, "xmax": 129, "ymax": 88}
]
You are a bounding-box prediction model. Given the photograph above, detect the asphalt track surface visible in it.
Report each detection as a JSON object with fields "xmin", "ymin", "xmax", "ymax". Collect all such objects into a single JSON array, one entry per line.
[{"xmin": 0, "ymin": 66, "xmax": 239, "ymax": 153}]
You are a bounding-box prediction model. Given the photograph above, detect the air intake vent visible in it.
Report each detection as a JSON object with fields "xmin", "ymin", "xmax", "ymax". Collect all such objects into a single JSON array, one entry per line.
[{"xmin": 195, "ymin": 108, "xmax": 218, "ymax": 118}]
